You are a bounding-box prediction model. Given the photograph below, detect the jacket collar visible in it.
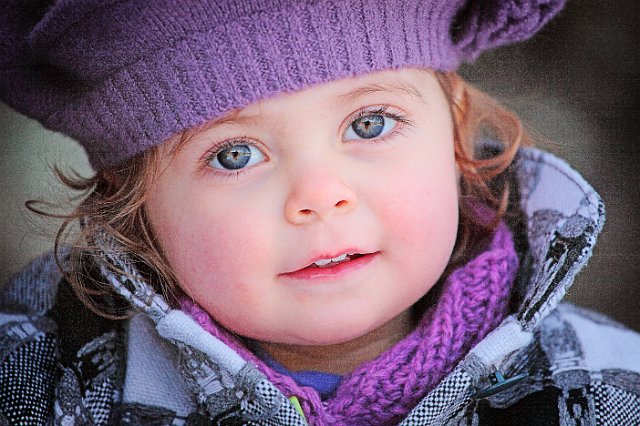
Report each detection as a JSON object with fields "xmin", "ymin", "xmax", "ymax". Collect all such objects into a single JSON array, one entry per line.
[{"xmin": 511, "ymin": 147, "xmax": 604, "ymax": 328}]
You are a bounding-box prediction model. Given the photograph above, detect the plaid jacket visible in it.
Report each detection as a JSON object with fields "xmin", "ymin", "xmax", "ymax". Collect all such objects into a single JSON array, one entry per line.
[{"xmin": 2, "ymin": 148, "xmax": 639, "ymax": 425}]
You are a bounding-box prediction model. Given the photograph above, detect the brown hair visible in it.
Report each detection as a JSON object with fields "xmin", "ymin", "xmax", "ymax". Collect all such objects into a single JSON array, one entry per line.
[
  {"xmin": 31, "ymin": 71, "xmax": 531, "ymax": 317},
  {"xmin": 436, "ymin": 71, "xmax": 531, "ymax": 269}
]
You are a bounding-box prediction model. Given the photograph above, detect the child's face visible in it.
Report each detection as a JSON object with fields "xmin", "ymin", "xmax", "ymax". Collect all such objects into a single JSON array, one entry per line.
[{"xmin": 146, "ymin": 68, "xmax": 459, "ymax": 346}]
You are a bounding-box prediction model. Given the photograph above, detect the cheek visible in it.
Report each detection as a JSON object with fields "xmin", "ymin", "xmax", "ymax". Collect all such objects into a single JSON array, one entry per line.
[
  {"xmin": 372, "ymin": 146, "xmax": 460, "ymax": 289},
  {"xmin": 379, "ymin": 162, "xmax": 459, "ymax": 243},
  {"xmin": 158, "ymin": 202, "xmax": 284, "ymax": 335},
  {"xmin": 148, "ymin": 191, "xmax": 273, "ymax": 297},
  {"xmin": 386, "ymin": 179, "xmax": 459, "ymax": 267}
]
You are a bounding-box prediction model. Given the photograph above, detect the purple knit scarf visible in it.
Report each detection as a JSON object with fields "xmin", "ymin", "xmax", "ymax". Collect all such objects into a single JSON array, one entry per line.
[{"xmin": 180, "ymin": 221, "xmax": 518, "ymax": 425}]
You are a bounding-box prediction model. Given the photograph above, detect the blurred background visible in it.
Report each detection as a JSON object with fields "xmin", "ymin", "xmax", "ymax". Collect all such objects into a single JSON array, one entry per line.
[{"xmin": 1, "ymin": 2, "xmax": 638, "ymax": 329}]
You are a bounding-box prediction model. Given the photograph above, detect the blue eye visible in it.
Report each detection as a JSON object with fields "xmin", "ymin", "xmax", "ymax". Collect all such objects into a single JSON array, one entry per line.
[
  {"xmin": 209, "ymin": 143, "xmax": 266, "ymax": 170},
  {"xmin": 345, "ymin": 113, "xmax": 398, "ymax": 140}
]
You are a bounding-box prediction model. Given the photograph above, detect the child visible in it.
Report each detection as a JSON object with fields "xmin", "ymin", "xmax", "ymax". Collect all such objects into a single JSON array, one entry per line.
[{"xmin": 1, "ymin": 1, "xmax": 639, "ymax": 425}]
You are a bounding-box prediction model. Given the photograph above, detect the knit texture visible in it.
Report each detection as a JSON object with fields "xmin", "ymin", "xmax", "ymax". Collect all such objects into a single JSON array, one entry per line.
[
  {"xmin": 0, "ymin": 0, "xmax": 564, "ymax": 170},
  {"xmin": 181, "ymin": 220, "xmax": 518, "ymax": 425}
]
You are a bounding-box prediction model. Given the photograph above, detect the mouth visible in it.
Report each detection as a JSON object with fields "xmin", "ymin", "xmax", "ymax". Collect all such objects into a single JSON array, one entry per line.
[
  {"xmin": 280, "ymin": 251, "xmax": 378, "ymax": 280},
  {"xmin": 307, "ymin": 252, "xmax": 366, "ymax": 268}
]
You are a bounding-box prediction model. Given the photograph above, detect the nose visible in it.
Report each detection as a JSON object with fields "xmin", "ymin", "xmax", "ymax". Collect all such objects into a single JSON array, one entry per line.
[{"xmin": 284, "ymin": 172, "xmax": 357, "ymax": 225}]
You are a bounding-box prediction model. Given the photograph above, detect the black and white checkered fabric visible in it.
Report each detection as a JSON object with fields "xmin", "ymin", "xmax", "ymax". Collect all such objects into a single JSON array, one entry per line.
[
  {"xmin": 248, "ymin": 381, "xmax": 307, "ymax": 425},
  {"xmin": 592, "ymin": 381, "xmax": 640, "ymax": 426},
  {"xmin": 0, "ymin": 333, "xmax": 57, "ymax": 425},
  {"xmin": 399, "ymin": 369, "xmax": 474, "ymax": 425},
  {"xmin": 85, "ymin": 378, "xmax": 118, "ymax": 425}
]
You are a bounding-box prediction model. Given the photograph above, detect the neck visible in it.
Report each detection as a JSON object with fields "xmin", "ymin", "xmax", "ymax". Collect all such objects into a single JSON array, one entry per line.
[{"xmin": 259, "ymin": 310, "xmax": 415, "ymax": 375}]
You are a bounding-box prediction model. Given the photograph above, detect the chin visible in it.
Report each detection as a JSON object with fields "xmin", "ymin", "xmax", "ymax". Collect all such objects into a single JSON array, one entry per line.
[
  {"xmin": 283, "ymin": 320, "xmax": 381, "ymax": 347},
  {"xmin": 303, "ymin": 333, "xmax": 363, "ymax": 347}
]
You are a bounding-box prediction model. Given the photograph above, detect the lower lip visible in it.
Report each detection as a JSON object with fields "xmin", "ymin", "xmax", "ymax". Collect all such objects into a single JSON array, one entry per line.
[{"xmin": 280, "ymin": 252, "xmax": 379, "ymax": 281}]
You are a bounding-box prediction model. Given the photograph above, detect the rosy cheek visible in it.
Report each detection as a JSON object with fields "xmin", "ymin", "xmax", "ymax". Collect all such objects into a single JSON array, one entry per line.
[
  {"xmin": 382, "ymin": 179, "xmax": 453, "ymax": 235},
  {"xmin": 178, "ymin": 225, "xmax": 237, "ymax": 283},
  {"xmin": 375, "ymin": 164, "xmax": 459, "ymax": 282},
  {"xmin": 169, "ymin": 208, "xmax": 271, "ymax": 292}
]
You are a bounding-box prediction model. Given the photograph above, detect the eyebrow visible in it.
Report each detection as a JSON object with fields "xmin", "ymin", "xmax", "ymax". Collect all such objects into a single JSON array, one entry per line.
[{"xmin": 336, "ymin": 80, "xmax": 425, "ymax": 106}]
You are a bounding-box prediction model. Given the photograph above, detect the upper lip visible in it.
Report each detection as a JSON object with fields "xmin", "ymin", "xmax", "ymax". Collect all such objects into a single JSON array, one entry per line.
[{"xmin": 281, "ymin": 249, "xmax": 374, "ymax": 274}]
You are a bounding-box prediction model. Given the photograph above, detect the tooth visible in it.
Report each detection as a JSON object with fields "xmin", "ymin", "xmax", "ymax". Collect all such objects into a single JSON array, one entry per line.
[
  {"xmin": 332, "ymin": 253, "xmax": 348, "ymax": 262},
  {"xmin": 314, "ymin": 259, "xmax": 331, "ymax": 266}
]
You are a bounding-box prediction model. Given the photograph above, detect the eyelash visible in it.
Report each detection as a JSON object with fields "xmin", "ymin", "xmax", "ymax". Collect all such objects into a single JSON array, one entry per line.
[
  {"xmin": 344, "ymin": 105, "xmax": 413, "ymax": 143},
  {"xmin": 201, "ymin": 106, "xmax": 414, "ymax": 178},
  {"xmin": 202, "ymin": 137, "xmax": 263, "ymax": 180}
]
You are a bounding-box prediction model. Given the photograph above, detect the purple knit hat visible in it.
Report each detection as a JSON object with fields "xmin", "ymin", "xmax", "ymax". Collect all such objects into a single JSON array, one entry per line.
[{"xmin": 0, "ymin": 0, "xmax": 563, "ymax": 170}]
